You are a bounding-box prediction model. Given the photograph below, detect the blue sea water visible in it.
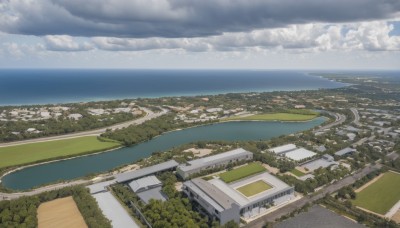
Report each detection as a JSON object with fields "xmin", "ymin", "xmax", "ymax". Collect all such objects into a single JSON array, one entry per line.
[{"xmin": 0, "ymin": 69, "xmax": 348, "ymax": 106}]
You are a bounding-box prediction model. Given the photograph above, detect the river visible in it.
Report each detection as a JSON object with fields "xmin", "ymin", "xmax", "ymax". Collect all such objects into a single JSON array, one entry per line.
[{"xmin": 2, "ymin": 119, "xmax": 325, "ymax": 190}]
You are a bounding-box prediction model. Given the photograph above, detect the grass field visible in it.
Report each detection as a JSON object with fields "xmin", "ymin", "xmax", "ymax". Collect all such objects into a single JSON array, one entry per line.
[
  {"xmin": 236, "ymin": 180, "xmax": 272, "ymax": 197},
  {"xmin": 352, "ymin": 172, "xmax": 400, "ymax": 215},
  {"xmin": 290, "ymin": 168, "xmax": 306, "ymax": 177},
  {"xmin": 0, "ymin": 136, "xmax": 120, "ymax": 168},
  {"xmin": 226, "ymin": 112, "xmax": 318, "ymax": 122},
  {"xmin": 38, "ymin": 196, "xmax": 87, "ymax": 228},
  {"xmin": 220, "ymin": 163, "xmax": 266, "ymax": 183}
]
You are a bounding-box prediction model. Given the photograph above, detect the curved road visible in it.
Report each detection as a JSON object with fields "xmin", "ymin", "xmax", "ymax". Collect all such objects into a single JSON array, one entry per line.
[
  {"xmin": 313, "ymin": 110, "xmax": 346, "ymax": 133},
  {"xmin": 0, "ymin": 107, "xmax": 168, "ymax": 148}
]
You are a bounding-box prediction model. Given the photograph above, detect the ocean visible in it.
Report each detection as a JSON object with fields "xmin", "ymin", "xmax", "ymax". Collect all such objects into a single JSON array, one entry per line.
[{"xmin": 0, "ymin": 69, "xmax": 349, "ymax": 106}]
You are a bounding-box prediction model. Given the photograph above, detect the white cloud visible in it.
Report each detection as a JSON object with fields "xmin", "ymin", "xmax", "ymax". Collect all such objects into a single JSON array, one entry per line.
[
  {"xmin": 90, "ymin": 21, "xmax": 400, "ymax": 53},
  {"xmin": 44, "ymin": 35, "xmax": 94, "ymax": 51}
]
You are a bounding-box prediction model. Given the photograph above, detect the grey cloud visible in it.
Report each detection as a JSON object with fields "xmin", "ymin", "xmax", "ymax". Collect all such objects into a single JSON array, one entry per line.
[{"xmin": 1, "ymin": 0, "xmax": 399, "ymax": 38}]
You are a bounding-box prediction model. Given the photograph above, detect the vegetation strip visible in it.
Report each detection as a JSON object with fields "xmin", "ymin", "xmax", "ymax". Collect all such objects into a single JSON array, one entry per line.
[{"xmin": 226, "ymin": 111, "xmax": 318, "ymax": 122}]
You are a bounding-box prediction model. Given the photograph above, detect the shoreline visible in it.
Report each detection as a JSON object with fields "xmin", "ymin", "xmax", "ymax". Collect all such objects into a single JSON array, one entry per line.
[{"xmin": 0, "ymin": 146, "xmax": 123, "ymax": 186}]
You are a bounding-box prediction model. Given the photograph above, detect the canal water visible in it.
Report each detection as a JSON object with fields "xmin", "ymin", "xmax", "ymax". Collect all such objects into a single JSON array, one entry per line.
[{"xmin": 2, "ymin": 118, "xmax": 325, "ymax": 190}]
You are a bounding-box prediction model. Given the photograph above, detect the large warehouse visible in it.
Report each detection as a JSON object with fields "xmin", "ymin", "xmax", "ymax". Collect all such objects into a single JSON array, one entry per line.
[
  {"xmin": 183, "ymin": 171, "xmax": 295, "ymax": 225},
  {"xmin": 177, "ymin": 148, "xmax": 253, "ymax": 179}
]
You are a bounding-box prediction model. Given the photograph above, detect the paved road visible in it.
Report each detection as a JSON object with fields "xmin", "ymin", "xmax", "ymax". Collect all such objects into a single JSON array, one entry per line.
[
  {"xmin": 0, "ymin": 179, "xmax": 91, "ymax": 201},
  {"xmin": 313, "ymin": 110, "xmax": 346, "ymax": 133},
  {"xmin": 0, "ymin": 107, "xmax": 168, "ymax": 148},
  {"xmin": 350, "ymin": 108, "xmax": 361, "ymax": 126},
  {"xmin": 246, "ymin": 164, "xmax": 382, "ymax": 228}
]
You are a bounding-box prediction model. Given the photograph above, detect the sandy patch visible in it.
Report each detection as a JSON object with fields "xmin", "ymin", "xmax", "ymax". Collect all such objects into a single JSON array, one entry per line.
[
  {"xmin": 184, "ymin": 148, "xmax": 213, "ymax": 157},
  {"xmin": 118, "ymin": 164, "xmax": 140, "ymax": 173},
  {"xmin": 391, "ymin": 209, "xmax": 400, "ymax": 223},
  {"xmin": 296, "ymin": 166, "xmax": 309, "ymax": 174},
  {"xmin": 175, "ymin": 182, "xmax": 183, "ymax": 191},
  {"xmin": 261, "ymin": 164, "xmax": 279, "ymax": 174},
  {"xmin": 38, "ymin": 196, "xmax": 87, "ymax": 228},
  {"xmin": 355, "ymin": 173, "xmax": 384, "ymax": 193}
]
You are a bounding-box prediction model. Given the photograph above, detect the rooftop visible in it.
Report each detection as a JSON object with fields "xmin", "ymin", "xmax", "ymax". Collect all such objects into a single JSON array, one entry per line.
[
  {"xmin": 116, "ymin": 160, "xmax": 178, "ymax": 183},
  {"xmin": 210, "ymin": 172, "xmax": 292, "ymax": 207},
  {"xmin": 178, "ymin": 148, "xmax": 252, "ymax": 172},
  {"xmin": 285, "ymin": 148, "xmax": 316, "ymax": 161},
  {"xmin": 268, "ymin": 144, "xmax": 297, "ymax": 154},
  {"xmin": 335, "ymin": 147, "xmax": 356, "ymax": 156},
  {"xmin": 128, "ymin": 175, "xmax": 161, "ymax": 193}
]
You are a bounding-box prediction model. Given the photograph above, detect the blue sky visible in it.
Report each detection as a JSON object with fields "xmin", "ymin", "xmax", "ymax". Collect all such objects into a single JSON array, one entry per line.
[{"xmin": 0, "ymin": 0, "xmax": 399, "ymax": 69}]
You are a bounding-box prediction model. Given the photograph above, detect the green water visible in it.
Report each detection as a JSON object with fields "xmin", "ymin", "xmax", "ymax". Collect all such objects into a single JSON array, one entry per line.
[{"xmin": 2, "ymin": 119, "xmax": 324, "ymax": 190}]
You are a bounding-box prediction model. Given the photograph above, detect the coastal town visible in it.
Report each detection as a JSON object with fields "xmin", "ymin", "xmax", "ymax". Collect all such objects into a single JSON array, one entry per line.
[{"xmin": 0, "ymin": 73, "xmax": 399, "ymax": 228}]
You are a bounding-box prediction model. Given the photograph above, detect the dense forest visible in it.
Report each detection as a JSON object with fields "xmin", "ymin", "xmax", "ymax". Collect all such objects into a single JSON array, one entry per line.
[{"xmin": 0, "ymin": 186, "xmax": 111, "ymax": 228}]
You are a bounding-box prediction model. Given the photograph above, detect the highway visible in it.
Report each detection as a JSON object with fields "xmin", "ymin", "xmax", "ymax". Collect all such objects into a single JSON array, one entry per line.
[
  {"xmin": 350, "ymin": 108, "xmax": 361, "ymax": 126},
  {"xmin": 313, "ymin": 110, "xmax": 346, "ymax": 133},
  {"xmin": 0, "ymin": 107, "xmax": 168, "ymax": 148}
]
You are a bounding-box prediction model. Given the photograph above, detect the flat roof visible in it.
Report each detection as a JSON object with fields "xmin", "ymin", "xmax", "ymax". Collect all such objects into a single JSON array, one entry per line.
[
  {"xmin": 301, "ymin": 159, "xmax": 337, "ymax": 172},
  {"xmin": 209, "ymin": 172, "xmax": 292, "ymax": 208},
  {"xmin": 136, "ymin": 186, "xmax": 167, "ymax": 204},
  {"xmin": 178, "ymin": 148, "xmax": 252, "ymax": 172},
  {"xmin": 268, "ymin": 144, "xmax": 297, "ymax": 154},
  {"xmin": 285, "ymin": 148, "xmax": 316, "ymax": 161},
  {"xmin": 92, "ymin": 191, "xmax": 140, "ymax": 228},
  {"xmin": 335, "ymin": 147, "xmax": 356, "ymax": 156},
  {"xmin": 87, "ymin": 180, "xmax": 116, "ymax": 194},
  {"xmin": 184, "ymin": 179, "xmax": 229, "ymax": 212},
  {"xmin": 128, "ymin": 175, "xmax": 161, "ymax": 192},
  {"xmin": 116, "ymin": 160, "xmax": 178, "ymax": 183}
]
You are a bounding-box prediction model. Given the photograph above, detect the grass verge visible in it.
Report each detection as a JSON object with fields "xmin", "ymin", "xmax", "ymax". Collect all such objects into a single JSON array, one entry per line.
[
  {"xmin": 226, "ymin": 111, "xmax": 318, "ymax": 122},
  {"xmin": 290, "ymin": 168, "xmax": 306, "ymax": 177},
  {"xmin": 237, "ymin": 180, "xmax": 272, "ymax": 197},
  {"xmin": 220, "ymin": 162, "xmax": 266, "ymax": 183},
  {"xmin": 352, "ymin": 171, "xmax": 400, "ymax": 214},
  {"xmin": 0, "ymin": 136, "xmax": 120, "ymax": 169}
]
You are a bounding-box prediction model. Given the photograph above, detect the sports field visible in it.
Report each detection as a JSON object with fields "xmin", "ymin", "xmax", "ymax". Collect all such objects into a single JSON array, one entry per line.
[
  {"xmin": 38, "ymin": 196, "xmax": 87, "ymax": 228},
  {"xmin": 236, "ymin": 180, "xmax": 272, "ymax": 197},
  {"xmin": 0, "ymin": 136, "xmax": 120, "ymax": 168},
  {"xmin": 353, "ymin": 171, "xmax": 400, "ymax": 215},
  {"xmin": 227, "ymin": 112, "xmax": 318, "ymax": 122},
  {"xmin": 220, "ymin": 163, "xmax": 266, "ymax": 183},
  {"xmin": 290, "ymin": 168, "xmax": 306, "ymax": 177}
]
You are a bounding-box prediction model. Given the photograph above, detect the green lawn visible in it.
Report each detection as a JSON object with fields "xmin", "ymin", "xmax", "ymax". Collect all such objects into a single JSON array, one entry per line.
[
  {"xmin": 226, "ymin": 112, "xmax": 318, "ymax": 122},
  {"xmin": 220, "ymin": 163, "xmax": 266, "ymax": 183},
  {"xmin": 237, "ymin": 180, "xmax": 272, "ymax": 197},
  {"xmin": 290, "ymin": 168, "xmax": 306, "ymax": 177},
  {"xmin": 352, "ymin": 172, "xmax": 400, "ymax": 214},
  {"xmin": 0, "ymin": 136, "xmax": 121, "ymax": 169}
]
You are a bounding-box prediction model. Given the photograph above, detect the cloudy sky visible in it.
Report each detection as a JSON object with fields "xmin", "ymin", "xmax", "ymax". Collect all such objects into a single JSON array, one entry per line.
[{"xmin": 0, "ymin": 0, "xmax": 399, "ymax": 69}]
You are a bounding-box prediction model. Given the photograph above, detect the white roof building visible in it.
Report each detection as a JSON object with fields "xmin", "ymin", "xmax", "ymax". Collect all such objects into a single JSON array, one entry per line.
[
  {"xmin": 128, "ymin": 175, "xmax": 162, "ymax": 193},
  {"xmin": 285, "ymin": 148, "xmax": 316, "ymax": 161},
  {"xmin": 268, "ymin": 144, "xmax": 297, "ymax": 154},
  {"xmin": 68, "ymin": 113, "xmax": 83, "ymax": 120}
]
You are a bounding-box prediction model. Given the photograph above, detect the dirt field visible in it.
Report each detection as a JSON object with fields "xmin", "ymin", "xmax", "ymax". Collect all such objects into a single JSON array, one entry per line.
[
  {"xmin": 391, "ymin": 209, "xmax": 400, "ymax": 223},
  {"xmin": 183, "ymin": 148, "xmax": 213, "ymax": 157},
  {"xmin": 38, "ymin": 196, "xmax": 87, "ymax": 228}
]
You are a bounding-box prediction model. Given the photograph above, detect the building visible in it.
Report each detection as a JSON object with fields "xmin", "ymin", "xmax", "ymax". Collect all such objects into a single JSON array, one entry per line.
[
  {"xmin": 268, "ymin": 144, "xmax": 297, "ymax": 155},
  {"xmin": 128, "ymin": 175, "xmax": 167, "ymax": 204},
  {"xmin": 335, "ymin": 147, "xmax": 356, "ymax": 157},
  {"xmin": 183, "ymin": 172, "xmax": 295, "ymax": 225},
  {"xmin": 301, "ymin": 154, "xmax": 337, "ymax": 172},
  {"xmin": 116, "ymin": 160, "xmax": 178, "ymax": 183},
  {"xmin": 284, "ymin": 148, "xmax": 316, "ymax": 161},
  {"xmin": 176, "ymin": 148, "xmax": 253, "ymax": 179}
]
